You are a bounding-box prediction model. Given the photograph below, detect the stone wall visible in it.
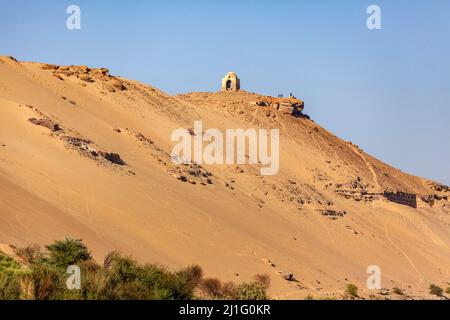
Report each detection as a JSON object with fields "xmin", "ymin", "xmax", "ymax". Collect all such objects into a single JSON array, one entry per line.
[{"xmin": 383, "ymin": 191, "xmax": 417, "ymax": 208}]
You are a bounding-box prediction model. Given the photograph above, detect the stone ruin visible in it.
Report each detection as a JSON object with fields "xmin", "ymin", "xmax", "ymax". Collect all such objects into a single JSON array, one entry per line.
[
  {"xmin": 334, "ymin": 177, "xmax": 421, "ymax": 209},
  {"xmin": 383, "ymin": 191, "xmax": 417, "ymax": 208},
  {"xmin": 41, "ymin": 64, "xmax": 127, "ymax": 93}
]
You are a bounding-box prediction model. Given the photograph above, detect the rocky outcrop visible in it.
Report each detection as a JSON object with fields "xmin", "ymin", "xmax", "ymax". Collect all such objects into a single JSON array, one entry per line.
[
  {"xmin": 253, "ymin": 96, "xmax": 304, "ymax": 116},
  {"xmin": 421, "ymin": 194, "xmax": 448, "ymax": 207},
  {"xmin": 334, "ymin": 177, "xmax": 380, "ymax": 202},
  {"xmin": 28, "ymin": 118, "xmax": 61, "ymax": 132},
  {"xmin": 321, "ymin": 209, "xmax": 347, "ymax": 220},
  {"xmin": 98, "ymin": 152, "xmax": 126, "ymax": 165},
  {"xmin": 42, "ymin": 64, "xmax": 127, "ymax": 93},
  {"xmin": 428, "ymin": 182, "xmax": 450, "ymax": 193},
  {"xmin": 62, "ymin": 136, "xmax": 127, "ymax": 168}
]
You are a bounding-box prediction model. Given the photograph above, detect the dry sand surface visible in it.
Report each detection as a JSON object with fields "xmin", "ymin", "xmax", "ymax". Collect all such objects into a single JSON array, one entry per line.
[{"xmin": 0, "ymin": 56, "xmax": 449, "ymax": 299}]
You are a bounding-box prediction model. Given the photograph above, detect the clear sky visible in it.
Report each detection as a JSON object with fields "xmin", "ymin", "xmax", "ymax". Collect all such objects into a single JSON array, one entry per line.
[{"xmin": 1, "ymin": 0, "xmax": 449, "ymax": 184}]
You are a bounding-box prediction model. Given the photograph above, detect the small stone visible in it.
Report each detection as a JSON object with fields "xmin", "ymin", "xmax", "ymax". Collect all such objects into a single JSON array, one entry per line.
[{"xmin": 282, "ymin": 272, "xmax": 295, "ymax": 281}]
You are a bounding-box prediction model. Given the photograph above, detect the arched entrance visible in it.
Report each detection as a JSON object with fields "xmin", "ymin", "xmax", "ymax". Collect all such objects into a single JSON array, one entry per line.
[{"xmin": 226, "ymin": 79, "xmax": 232, "ymax": 91}]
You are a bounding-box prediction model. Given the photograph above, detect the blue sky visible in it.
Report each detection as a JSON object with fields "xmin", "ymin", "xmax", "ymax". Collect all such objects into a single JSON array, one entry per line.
[{"xmin": 1, "ymin": 0, "xmax": 449, "ymax": 184}]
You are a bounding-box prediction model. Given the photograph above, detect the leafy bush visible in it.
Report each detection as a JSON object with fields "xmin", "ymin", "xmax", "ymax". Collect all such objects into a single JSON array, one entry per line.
[
  {"xmin": 101, "ymin": 255, "xmax": 203, "ymax": 300},
  {"xmin": 0, "ymin": 272, "xmax": 21, "ymax": 299},
  {"xmin": 345, "ymin": 284, "xmax": 358, "ymax": 298},
  {"xmin": 0, "ymin": 254, "xmax": 25, "ymax": 299},
  {"xmin": 31, "ymin": 263, "xmax": 61, "ymax": 300},
  {"xmin": 446, "ymin": 287, "xmax": 450, "ymax": 295},
  {"xmin": 236, "ymin": 282, "xmax": 268, "ymax": 300},
  {"xmin": 429, "ymin": 284, "xmax": 443, "ymax": 296},
  {"xmin": 0, "ymin": 239, "xmax": 270, "ymax": 300},
  {"xmin": 44, "ymin": 238, "xmax": 92, "ymax": 269},
  {"xmin": 0, "ymin": 254, "xmax": 22, "ymax": 274}
]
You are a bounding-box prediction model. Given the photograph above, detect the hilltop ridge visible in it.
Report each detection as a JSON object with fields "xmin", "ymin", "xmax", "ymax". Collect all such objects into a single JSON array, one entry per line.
[{"xmin": 0, "ymin": 56, "xmax": 449, "ymax": 299}]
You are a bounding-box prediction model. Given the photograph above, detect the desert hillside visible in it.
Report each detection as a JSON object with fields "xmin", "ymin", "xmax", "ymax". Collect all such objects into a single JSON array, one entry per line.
[{"xmin": 0, "ymin": 55, "xmax": 449, "ymax": 299}]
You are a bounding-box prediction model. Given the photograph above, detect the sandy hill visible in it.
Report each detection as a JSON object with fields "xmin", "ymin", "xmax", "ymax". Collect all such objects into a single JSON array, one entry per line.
[{"xmin": 0, "ymin": 55, "xmax": 449, "ymax": 299}]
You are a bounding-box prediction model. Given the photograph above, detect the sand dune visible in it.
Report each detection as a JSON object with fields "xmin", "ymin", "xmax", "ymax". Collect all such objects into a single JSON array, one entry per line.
[{"xmin": 0, "ymin": 56, "xmax": 449, "ymax": 299}]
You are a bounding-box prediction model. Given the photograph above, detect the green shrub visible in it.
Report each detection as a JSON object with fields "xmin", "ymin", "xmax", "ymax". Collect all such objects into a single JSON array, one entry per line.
[
  {"xmin": 101, "ymin": 255, "xmax": 203, "ymax": 300},
  {"xmin": 0, "ymin": 254, "xmax": 22, "ymax": 274},
  {"xmin": 103, "ymin": 250, "xmax": 120, "ymax": 270},
  {"xmin": 236, "ymin": 282, "xmax": 268, "ymax": 300},
  {"xmin": 78, "ymin": 260, "xmax": 105, "ymax": 300},
  {"xmin": 31, "ymin": 263, "xmax": 62, "ymax": 300},
  {"xmin": 45, "ymin": 238, "xmax": 92, "ymax": 269},
  {"xmin": 107, "ymin": 255, "xmax": 139, "ymax": 284},
  {"xmin": 429, "ymin": 284, "xmax": 443, "ymax": 296},
  {"xmin": 345, "ymin": 284, "xmax": 358, "ymax": 298},
  {"xmin": 0, "ymin": 272, "xmax": 21, "ymax": 299},
  {"xmin": 170, "ymin": 265, "xmax": 204, "ymax": 299},
  {"xmin": 178, "ymin": 265, "xmax": 203, "ymax": 292},
  {"xmin": 446, "ymin": 287, "xmax": 450, "ymax": 295},
  {"xmin": 0, "ymin": 254, "xmax": 25, "ymax": 299},
  {"xmin": 0, "ymin": 239, "xmax": 271, "ymax": 300}
]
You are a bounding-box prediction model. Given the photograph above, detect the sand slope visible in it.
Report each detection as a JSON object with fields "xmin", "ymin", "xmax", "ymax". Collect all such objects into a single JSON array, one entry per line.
[{"xmin": 0, "ymin": 56, "xmax": 449, "ymax": 299}]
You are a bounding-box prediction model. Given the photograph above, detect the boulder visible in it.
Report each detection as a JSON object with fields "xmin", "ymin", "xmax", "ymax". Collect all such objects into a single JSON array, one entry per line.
[
  {"xmin": 77, "ymin": 66, "xmax": 90, "ymax": 73},
  {"xmin": 92, "ymin": 68, "xmax": 109, "ymax": 76},
  {"xmin": 282, "ymin": 272, "xmax": 295, "ymax": 281},
  {"xmin": 98, "ymin": 151, "xmax": 126, "ymax": 165},
  {"xmin": 28, "ymin": 118, "xmax": 61, "ymax": 132},
  {"xmin": 110, "ymin": 78, "xmax": 126, "ymax": 91}
]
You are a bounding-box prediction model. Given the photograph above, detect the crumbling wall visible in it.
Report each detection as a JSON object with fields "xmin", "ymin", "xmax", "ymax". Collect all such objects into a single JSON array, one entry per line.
[{"xmin": 383, "ymin": 191, "xmax": 417, "ymax": 208}]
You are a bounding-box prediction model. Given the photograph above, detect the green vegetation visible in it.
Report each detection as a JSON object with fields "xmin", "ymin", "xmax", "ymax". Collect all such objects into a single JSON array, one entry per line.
[
  {"xmin": 429, "ymin": 284, "xmax": 443, "ymax": 296},
  {"xmin": 345, "ymin": 284, "xmax": 358, "ymax": 298},
  {"xmin": 0, "ymin": 254, "xmax": 25, "ymax": 299},
  {"xmin": 44, "ymin": 238, "xmax": 92, "ymax": 268},
  {"xmin": 0, "ymin": 238, "xmax": 270, "ymax": 300}
]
